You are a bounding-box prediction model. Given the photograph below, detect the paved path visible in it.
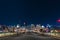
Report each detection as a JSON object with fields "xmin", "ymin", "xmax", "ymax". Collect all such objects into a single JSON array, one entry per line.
[{"xmin": 0, "ymin": 32, "xmax": 59, "ymax": 40}]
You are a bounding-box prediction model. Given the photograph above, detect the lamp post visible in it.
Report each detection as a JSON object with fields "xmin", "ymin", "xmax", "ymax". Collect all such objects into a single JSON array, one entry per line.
[{"xmin": 16, "ymin": 24, "xmax": 20, "ymax": 35}]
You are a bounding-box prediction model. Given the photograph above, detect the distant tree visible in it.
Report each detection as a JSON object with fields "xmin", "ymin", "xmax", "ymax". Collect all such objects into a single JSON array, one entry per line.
[{"xmin": 31, "ymin": 24, "xmax": 35, "ymax": 29}]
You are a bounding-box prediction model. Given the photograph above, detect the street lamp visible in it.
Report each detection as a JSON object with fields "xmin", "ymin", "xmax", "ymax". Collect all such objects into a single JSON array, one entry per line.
[
  {"xmin": 16, "ymin": 24, "xmax": 20, "ymax": 35},
  {"xmin": 17, "ymin": 24, "xmax": 20, "ymax": 28},
  {"xmin": 42, "ymin": 25, "xmax": 45, "ymax": 28}
]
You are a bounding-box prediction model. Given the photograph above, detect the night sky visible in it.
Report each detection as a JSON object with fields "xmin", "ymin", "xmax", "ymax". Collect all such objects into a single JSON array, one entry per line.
[{"xmin": 0, "ymin": 0, "xmax": 60, "ymax": 25}]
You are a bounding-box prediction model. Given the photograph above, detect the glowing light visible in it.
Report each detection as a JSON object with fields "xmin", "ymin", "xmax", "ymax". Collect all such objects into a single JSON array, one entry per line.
[
  {"xmin": 42, "ymin": 25, "xmax": 45, "ymax": 28},
  {"xmin": 47, "ymin": 24, "xmax": 51, "ymax": 27},
  {"xmin": 17, "ymin": 24, "xmax": 19, "ymax": 28},
  {"xmin": 24, "ymin": 22, "xmax": 26, "ymax": 25},
  {"xmin": 57, "ymin": 19, "xmax": 60, "ymax": 22}
]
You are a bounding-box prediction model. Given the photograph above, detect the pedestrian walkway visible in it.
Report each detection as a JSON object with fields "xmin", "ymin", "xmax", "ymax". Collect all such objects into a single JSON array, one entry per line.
[
  {"xmin": 0, "ymin": 32, "xmax": 16, "ymax": 37},
  {"xmin": 43, "ymin": 32, "xmax": 60, "ymax": 39}
]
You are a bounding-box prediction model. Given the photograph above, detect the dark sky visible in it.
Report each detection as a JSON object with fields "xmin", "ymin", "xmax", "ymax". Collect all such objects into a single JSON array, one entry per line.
[{"xmin": 0, "ymin": 0, "xmax": 60, "ymax": 25}]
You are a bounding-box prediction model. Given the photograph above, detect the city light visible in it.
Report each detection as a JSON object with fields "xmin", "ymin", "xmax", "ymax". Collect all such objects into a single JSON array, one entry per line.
[
  {"xmin": 46, "ymin": 24, "xmax": 51, "ymax": 28},
  {"xmin": 57, "ymin": 19, "xmax": 60, "ymax": 22},
  {"xmin": 17, "ymin": 24, "xmax": 20, "ymax": 28},
  {"xmin": 42, "ymin": 25, "xmax": 45, "ymax": 28}
]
